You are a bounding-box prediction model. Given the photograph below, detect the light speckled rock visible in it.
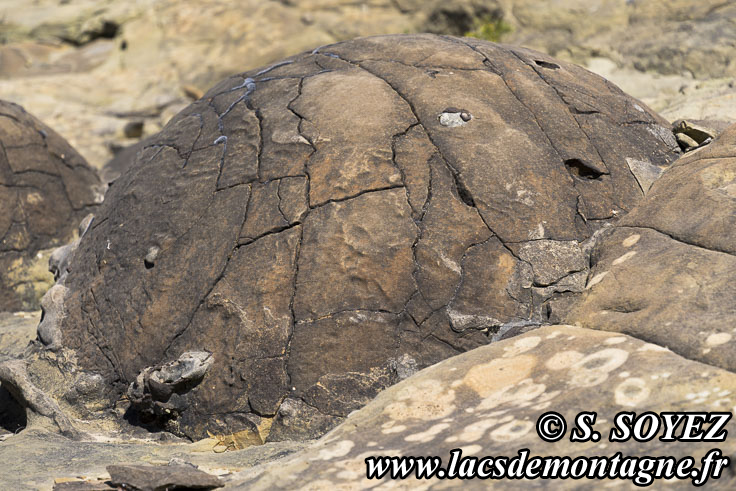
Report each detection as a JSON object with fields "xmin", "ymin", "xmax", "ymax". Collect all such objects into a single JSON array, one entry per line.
[
  {"xmin": 12, "ymin": 34, "xmax": 679, "ymax": 443},
  {"xmin": 566, "ymin": 124, "xmax": 736, "ymax": 372},
  {"xmin": 231, "ymin": 325, "xmax": 736, "ymax": 489}
]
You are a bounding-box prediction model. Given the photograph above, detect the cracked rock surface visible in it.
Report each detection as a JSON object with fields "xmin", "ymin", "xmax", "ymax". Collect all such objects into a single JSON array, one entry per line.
[
  {"xmin": 47, "ymin": 34, "xmax": 678, "ymax": 441},
  {"xmin": 0, "ymin": 101, "xmax": 103, "ymax": 312}
]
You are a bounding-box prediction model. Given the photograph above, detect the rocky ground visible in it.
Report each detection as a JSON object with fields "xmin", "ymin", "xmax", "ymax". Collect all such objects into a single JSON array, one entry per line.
[
  {"xmin": 1, "ymin": 1, "xmax": 735, "ymax": 490},
  {"xmin": 0, "ymin": 0, "xmax": 734, "ymax": 170}
]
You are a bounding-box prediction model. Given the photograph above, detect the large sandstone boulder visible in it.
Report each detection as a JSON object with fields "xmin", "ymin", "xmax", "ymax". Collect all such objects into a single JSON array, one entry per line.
[
  {"xmin": 232, "ymin": 325, "xmax": 736, "ymax": 489},
  {"xmin": 23, "ymin": 34, "xmax": 679, "ymax": 442},
  {"xmin": 0, "ymin": 101, "xmax": 103, "ymax": 311},
  {"xmin": 566, "ymin": 123, "xmax": 736, "ymax": 371}
]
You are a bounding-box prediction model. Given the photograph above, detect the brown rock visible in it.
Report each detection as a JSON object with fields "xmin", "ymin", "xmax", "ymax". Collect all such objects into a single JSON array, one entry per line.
[{"xmin": 23, "ymin": 35, "xmax": 678, "ymax": 442}]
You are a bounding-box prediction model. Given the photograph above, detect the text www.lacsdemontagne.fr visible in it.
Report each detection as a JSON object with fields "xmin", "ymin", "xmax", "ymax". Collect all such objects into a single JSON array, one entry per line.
[{"xmin": 365, "ymin": 448, "xmax": 729, "ymax": 486}]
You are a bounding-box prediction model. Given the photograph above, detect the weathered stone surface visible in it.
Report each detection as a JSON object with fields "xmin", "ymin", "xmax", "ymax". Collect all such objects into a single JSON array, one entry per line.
[
  {"xmin": 22, "ymin": 35, "xmax": 678, "ymax": 442},
  {"xmin": 567, "ymin": 124, "xmax": 736, "ymax": 372},
  {"xmin": 232, "ymin": 325, "xmax": 736, "ymax": 489},
  {"xmin": 0, "ymin": 311, "xmax": 38, "ymax": 362},
  {"xmin": 0, "ymin": 101, "xmax": 103, "ymax": 312},
  {"xmin": 0, "ymin": 428, "xmax": 307, "ymax": 490}
]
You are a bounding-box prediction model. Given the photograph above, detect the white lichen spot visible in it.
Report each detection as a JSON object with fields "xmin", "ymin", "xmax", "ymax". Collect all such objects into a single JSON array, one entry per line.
[
  {"xmin": 502, "ymin": 336, "xmax": 541, "ymax": 358},
  {"xmin": 612, "ymin": 251, "xmax": 637, "ymax": 266},
  {"xmin": 455, "ymin": 419, "xmax": 499, "ymax": 442},
  {"xmin": 586, "ymin": 271, "xmax": 609, "ymax": 289},
  {"xmin": 383, "ymin": 379, "xmax": 456, "ymax": 421},
  {"xmin": 614, "ymin": 377, "xmax": 650, "ymax": 406},
  {"xmin": 706, "ymin": 333, "xmax": 732, "ymax": 346},
  {"xmin": 568, "ymin": 348, "xmax": 629, "ymax": 388},
  {"xmin": 315, "ymin": 440, "xmax": 354, "ymax": 460},
  {"xmin": 604, "ymin": 336, "xmax": 627, "ymax": 345},
  {"xmin": 405, "ymin": 423, "xmax": 450, "ymax": 443},
  {"xmin": 490, "ymin": 420, "xmax": 533, "ymax": 442},
  {"xmin": 545, "ymin": 350, "xmax": 584, "ymax": 370},
  {"xmin": 618, "ymin": 371, "xmax": 630, "ymax": 378},
  {"xmin": 460, "ymin": 445, "xmax": 483, "ymax": 456},
  {"xmin": 574, "ymin": 349, "xmax": 629, "ymax": 373},
  {"xmin": 382, "ymin": 424, "xmax": 407, "ymax": 435},
  {"xmin": 638, "ymin": 343, "xmax": 669, "ymax": 352},
  {"xmin": 478, "ymin": 378, "xmax": 546, "ymax": 410}
]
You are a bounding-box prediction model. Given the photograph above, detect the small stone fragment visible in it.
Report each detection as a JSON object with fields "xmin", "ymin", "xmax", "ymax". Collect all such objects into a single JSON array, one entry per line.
[{"xmin": 107, "ymin": 464, "xmax": 223, "ymax": 491}]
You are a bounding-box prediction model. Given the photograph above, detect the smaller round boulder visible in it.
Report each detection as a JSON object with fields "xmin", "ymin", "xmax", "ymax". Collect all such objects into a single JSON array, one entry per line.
[{"xmin": 0, "ymin": 101, "xmax": 103, "ymax": 311}]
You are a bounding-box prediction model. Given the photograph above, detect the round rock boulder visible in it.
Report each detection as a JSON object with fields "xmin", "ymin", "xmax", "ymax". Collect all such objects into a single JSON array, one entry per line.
[
  {"xmin": 0, "ymin": 101, "xmax": 103, "ymax": 311},
  {"xmin": 48, "ymin": 34, "xmax": 679, "ymax": 441}
]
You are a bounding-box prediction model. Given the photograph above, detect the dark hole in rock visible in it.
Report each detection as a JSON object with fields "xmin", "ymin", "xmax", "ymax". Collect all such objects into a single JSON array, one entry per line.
[
  {"xmin": 98, "ymin": 21, "xmax": 120, "ymax": 39},
  {"xmin": 122, "ymin": 403, "xmax": 164, "ymax": 431},
  {"xmin": 61, "ymin": 20, "xmax": 120, "ymax": 46},
  {"xmin": 120, "ymin": 39, "xmax": 128, "ymax": 50},
  {"xmin": 453, "ymin": 175, "xmax": 476, "ymax": 207},
  {"xmin": 565, "ymin": 159, "xmax": 605, "ymax": 180},
  {"xmin": 535, "ymin": 60, "xmax": 560, "ymax": 70},
  {"xmin": 144, "ymin": 258, "xmax": 155, "ymax": 270},
  {"xmin": 0, "ymin": 385, "xmax": 26, "ymax": 434}
]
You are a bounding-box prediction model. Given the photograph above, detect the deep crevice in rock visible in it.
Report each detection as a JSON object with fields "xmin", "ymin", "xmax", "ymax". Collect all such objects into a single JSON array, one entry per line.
[{"xmin": 565, "ymin": 158, "xmax": 607, "ymax": 180}]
